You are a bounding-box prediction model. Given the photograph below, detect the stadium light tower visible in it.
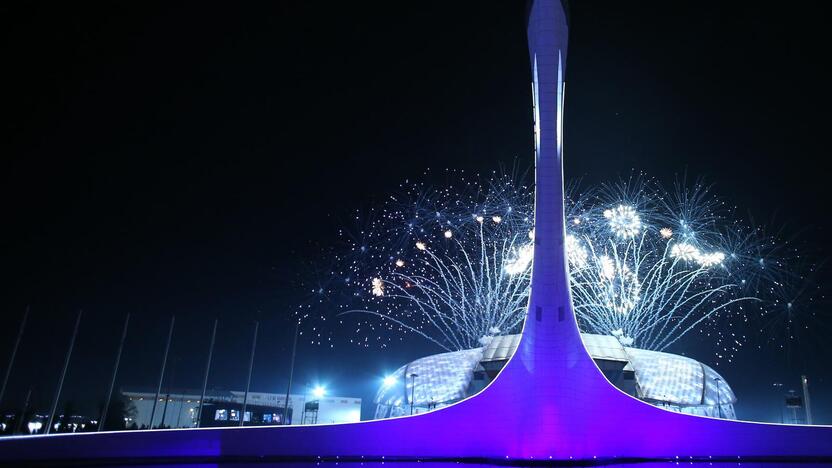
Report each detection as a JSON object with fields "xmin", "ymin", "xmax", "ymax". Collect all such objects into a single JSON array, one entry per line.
[
  {"xmin": 382, "ymin": 375, "xmax": 397, "ymax": 388},
  {"xmin": 802, "ymin": 375, "xmax": 813, "ymax": 425}
]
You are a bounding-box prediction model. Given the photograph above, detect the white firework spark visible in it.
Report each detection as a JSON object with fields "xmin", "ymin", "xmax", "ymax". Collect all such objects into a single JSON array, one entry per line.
[
  {"xmin": 604, "ymin": 204, "xmax": 642, "ymax": 239},
  {"xmin": 371, "ymin": 277, "xmax": 385, "ymax": 297},
  {"xmin": 671, "ymin": 242, "xmax": 699, "ymax": 261},
  {"xmin": 565, "ymin": 235, "xmax": 588, "ymax": 268},
  {"xmin": 696, "ymin": 251, "xmax": 726, "ymax": 268},
  {"xmin": 505, "ymin": 244, "xmax": 534, "ymax": 276}
]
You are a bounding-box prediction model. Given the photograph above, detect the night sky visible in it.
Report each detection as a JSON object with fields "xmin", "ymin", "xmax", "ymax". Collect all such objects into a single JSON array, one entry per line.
[{"xmin": 1, "ymin": 1, "xmax": 830, "ymax": 423}]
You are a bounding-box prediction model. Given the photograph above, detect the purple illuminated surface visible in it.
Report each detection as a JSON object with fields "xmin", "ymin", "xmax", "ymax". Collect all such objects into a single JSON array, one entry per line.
[{"xmin": 1, "ymin": 0, "xmax": 830, "ymax": 463}]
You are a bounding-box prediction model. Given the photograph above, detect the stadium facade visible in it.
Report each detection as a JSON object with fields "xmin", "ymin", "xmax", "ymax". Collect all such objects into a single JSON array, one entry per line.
[{"xmin": 374, "ymin": 333, "xmax": 737, "ymax": 420}]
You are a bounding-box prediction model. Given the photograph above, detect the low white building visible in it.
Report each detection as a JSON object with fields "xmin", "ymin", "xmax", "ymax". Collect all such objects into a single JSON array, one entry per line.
[{"xmin": 124, "ymin": 389, "xmax": 361, "ymax": 429}]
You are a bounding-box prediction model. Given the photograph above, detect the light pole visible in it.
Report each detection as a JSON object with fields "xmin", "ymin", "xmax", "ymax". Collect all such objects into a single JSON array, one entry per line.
[
  {"xmin": 304, "ymin": 384, "xmax": 325, "ymax": 425},
  {"xmin": 283, "ymin": 321, "xmax": 299, "ymax": 425},
  {"xmin": 99, "ymin": 313, "xmax": 130, "ymax": 431},
  {"xmin": 196, "ymin": 319, "xmax": 218, "ymax": 428},
  {"xmin": 408, "ymin": 373, "xmax": 418, "ymax": 416},
  {"xmin": 46, "ymin": 310, "xmax": 82, "ymax": 434},
  {"xmin": 240, "ymin": 321, "xmax": 259, "ymax": 427},
  {"xmin": 150, "ymin": 316, "xmax": 175, "ymax": 430},
  {"xmin": 15, "ymin": 387, "xmax": 32, "ymax": 435},
  {"xmin": 801, "ymin": 375, "xmax": 813, "ymax": 425},
  {"xmin": 714, "ymin": 377, "xmax": 722, "ymax": 419}
]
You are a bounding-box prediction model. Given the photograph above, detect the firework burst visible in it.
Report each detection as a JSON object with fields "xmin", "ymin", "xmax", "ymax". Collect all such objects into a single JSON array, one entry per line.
[{"xmin": 298, "ymin": 170, "xmax": 817, "ymax": 361}]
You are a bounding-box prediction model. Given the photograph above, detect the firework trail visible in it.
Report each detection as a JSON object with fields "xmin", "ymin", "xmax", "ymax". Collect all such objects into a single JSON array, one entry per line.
[{"xmin": 297, "ymin": 170, "xmax": 818, "ymax": 361}]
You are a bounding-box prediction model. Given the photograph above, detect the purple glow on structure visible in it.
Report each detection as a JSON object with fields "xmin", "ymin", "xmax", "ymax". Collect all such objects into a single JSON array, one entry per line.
[{"xmin": 1, "ymin": 0, "xmax": 830, "ymax": 463}]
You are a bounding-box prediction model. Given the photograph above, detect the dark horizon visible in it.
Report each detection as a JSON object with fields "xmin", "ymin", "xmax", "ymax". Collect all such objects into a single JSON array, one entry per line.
[{"xmin": 1, "ymin": 1, "xmax": 830, "ymax": 424}]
